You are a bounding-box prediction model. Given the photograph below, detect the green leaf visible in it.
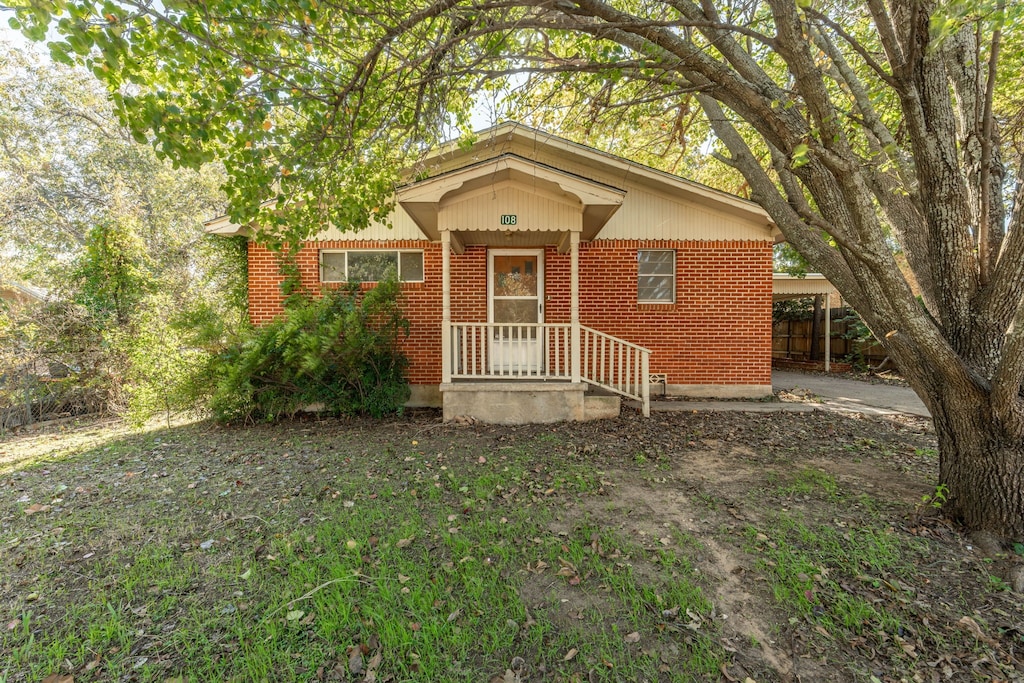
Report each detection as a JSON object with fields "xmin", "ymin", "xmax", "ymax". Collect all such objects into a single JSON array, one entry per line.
[{"xmin": 791, "ymin": 143, "xmax": 810, "ymax": 168}]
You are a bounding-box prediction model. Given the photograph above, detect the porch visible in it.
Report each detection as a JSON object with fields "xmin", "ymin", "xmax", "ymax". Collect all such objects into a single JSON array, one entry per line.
[
  {"xmin": 397, "ymin": 153, "xmax": 652, "ymax": 422},
  {"xmin": 442, "ymin": 322, "xmax": 651, "ymax": 421}
]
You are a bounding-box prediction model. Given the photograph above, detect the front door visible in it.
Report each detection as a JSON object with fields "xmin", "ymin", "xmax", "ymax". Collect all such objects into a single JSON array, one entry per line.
[{"xmin": 489, "ymin": 249, "xmax": 544, "ymax": 374}]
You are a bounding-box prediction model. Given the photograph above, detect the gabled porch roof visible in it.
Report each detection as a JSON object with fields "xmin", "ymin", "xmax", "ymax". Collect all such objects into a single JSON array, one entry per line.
[{"xmin": 396, "ymin": 154, "xmax": 626, "ymax": 245}]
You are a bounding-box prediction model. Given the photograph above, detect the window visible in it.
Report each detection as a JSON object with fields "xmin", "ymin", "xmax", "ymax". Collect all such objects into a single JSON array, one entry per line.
[
  {"xmin": 638, "ymin": 250, "xmax": 675, "ymax": 303},
  {"xmin": 320, "ymin": 250, "xmax": 424, "ymax": 283}
]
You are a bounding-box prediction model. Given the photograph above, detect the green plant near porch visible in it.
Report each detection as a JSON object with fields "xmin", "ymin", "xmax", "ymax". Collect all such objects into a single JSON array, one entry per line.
[{"xmin": 210, "ymin": 276, "xmax": 410, "ymax": 422}]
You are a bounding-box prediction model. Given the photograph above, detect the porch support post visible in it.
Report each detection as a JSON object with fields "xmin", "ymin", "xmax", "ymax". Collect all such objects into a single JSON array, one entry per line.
[
  {"xmin": 824, "ymin": 291, "xmax": 831, "ymax": 373},
  {"xmin": 442, "ymin": 230, "xmax": 452, "ymax": 383},
  {"xmin": 570, "ymin": 231, "xmax": 581, "ymax": 383}
]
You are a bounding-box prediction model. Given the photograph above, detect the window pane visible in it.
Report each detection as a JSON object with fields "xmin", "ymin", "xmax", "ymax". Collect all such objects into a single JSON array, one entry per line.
[
  {"xmin": 348, "ymin": 251, "xmax": 398, "ymax": 282},
  {"xmin": 321, "ymin": 252, "xmax": 346, "ymax": 282},
  {"xmin": 399, "ymin": 252, "xmax": 424, "ymax": 281},
  {"xmin": 639, "ymin": 275, "xmax": 674, "ymax": 302},
  {"xmin": 639, "ymin": 250, "xmax": 674, "ymax": 275}
]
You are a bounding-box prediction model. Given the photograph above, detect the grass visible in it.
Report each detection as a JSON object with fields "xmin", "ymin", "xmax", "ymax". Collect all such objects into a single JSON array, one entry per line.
[
  {"xmin": 745, "ymin": 514, "xmax": 909, "ymax": 636},
  {"xmin": 773, "ymin": 466, "xmax": 841, "ymax": 500},
  {"xmin": 0, "ymin": 420, "xmax": 723, "ymax": 682},
  {"xmin": 4, "ymin": 410, "xmax": 1020, "ymax": 682}
]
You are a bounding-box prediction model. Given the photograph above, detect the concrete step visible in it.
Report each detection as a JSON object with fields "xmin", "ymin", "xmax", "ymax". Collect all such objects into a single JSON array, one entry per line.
[{"xmin": 583, "ymin": 394, "xmax": 620, "ymax": 421}]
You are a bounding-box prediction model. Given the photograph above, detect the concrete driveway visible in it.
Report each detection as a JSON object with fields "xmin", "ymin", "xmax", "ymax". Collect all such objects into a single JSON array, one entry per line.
[{"xmin": 772, "ymin": 370, "xmax": 930, "ymax": 418}]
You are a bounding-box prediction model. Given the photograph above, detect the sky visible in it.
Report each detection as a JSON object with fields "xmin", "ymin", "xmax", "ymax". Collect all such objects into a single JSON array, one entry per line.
[{"xmin": 1, "ymin": 16, "xmax": 46, "ymax": 53}]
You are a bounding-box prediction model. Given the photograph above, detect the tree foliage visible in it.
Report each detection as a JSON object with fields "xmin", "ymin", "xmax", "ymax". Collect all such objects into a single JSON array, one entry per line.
[
  {"xmin": 0, "ymin": 45, "xmax": 246, "ymax": 424},
  {"xmin": 8, "ymin": 1, "xmax": 1024, "ymax": 538}
]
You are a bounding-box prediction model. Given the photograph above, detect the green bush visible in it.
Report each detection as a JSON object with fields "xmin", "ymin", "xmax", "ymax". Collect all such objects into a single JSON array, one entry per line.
[
  {"xmin": 116, "ymin": 295, "xmax": 212, "ymax": 427},
  {"xmin": 210, "ymin": 277, "xmax": 410, "ymax": 422}
]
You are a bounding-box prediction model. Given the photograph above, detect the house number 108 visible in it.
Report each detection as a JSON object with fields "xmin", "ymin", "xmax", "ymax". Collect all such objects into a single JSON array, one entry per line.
[{"xmin": 500, "ymin": 214, "xmax": 517, "ymax": 225}]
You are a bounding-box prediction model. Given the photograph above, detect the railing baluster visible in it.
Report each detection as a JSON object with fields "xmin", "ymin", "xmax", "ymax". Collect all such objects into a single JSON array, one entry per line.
[{"xmin": 451, "ymin": 323, "xmax": 650, "ymax": 416}]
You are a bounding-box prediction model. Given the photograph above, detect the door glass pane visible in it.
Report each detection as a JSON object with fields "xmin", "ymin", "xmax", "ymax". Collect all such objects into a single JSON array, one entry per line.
[
  {"xmin": 493, "ymin": 299, "xmax": 538, "ymax": 325},
  {"xmin": 493, "ymin": 255, "xmax": 538, "ymax": 296}
]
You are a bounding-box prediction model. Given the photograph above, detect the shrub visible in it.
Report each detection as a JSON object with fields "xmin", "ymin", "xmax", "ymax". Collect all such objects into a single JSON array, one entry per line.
[
  {"xmin": 210, "ymin": 277, "xmax": 410, "ymax": 422},
  {"xmin": 117, "ymin": 295, "xmax": 212, "ymax": 427}
]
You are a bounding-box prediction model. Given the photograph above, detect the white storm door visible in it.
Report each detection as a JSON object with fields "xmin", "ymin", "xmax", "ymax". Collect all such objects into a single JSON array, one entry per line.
[{"xmin": 488, "ymin": 250, "xmax": 544, "ymax": 374}]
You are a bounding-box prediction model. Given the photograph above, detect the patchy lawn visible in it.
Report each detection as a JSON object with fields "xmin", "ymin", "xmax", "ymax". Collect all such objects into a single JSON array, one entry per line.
[{"xmin": 1, "ymin": 409, "xmax": 1022, "ymax": 682}]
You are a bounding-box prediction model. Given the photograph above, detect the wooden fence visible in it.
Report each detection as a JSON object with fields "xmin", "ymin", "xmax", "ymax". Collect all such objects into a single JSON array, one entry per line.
[{"xmin": 772, "ymin": 311, "xmax": 888, "ymax": 366}]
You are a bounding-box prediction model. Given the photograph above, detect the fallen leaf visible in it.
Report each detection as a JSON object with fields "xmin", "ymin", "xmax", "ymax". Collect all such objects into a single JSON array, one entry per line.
[
  {"xmin": 396, "ymin": 536, "xmax": 414, "ymax": 548},
  {"xmin": 409, "ymin": 622, "xmax": 421, "ymax": 631},
  {"xmin": 286, "ymin": 610, "xmax": 304, "ymax": 621},
  {"xmin": 563, "ymin": 647, "xmax": 578, "ymax": 661},
  {"xmin": 624, "ymin": 631, "xmax": 641, "ymax": 643},
  {"xmin": 346, "ymin": 539, "xmax": 359, "ymax": 550},
  {"xmin": 349, "ymin": 648, "xmax": 364, "ymax": 675},
  {"xmin": 398, "ymin": 574, "xmax": 411, "ymax": 584},
  {"xmin": 25, "ymin": 503, "xmax": 50, "ymax": 515},
  {"xmin": 41, "ymin": 675, "xmax": 73, "ymax": 683},
  {"xmin": 239, "ymin": 568, "xmax": 252, "ymax": 580},
  {"xmin": 958, "ymin": 615, "xmax": 999, "ymax": 647},
  {"xmin": 363, "ymin": 651, "xmax": 382, "ymax": 682},
  {"xmin": 6, "ymin": 619, "xmax": 19, "ymax": 631},
  {"xmin": 199, "ymin": 539, "xmax": 215, "ymax": 550}
]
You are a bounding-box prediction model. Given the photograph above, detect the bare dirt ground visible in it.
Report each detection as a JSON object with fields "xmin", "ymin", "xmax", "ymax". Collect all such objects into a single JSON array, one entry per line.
[{"xmin": 3, "ymin": 407, "xmax": 1023, "ymax": 681}]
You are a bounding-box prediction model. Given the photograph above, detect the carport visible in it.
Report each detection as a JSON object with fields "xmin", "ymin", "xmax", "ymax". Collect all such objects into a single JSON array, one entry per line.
[{"xmin": 772, "ymin": 273, "xmax": 842, "ymax": 372}]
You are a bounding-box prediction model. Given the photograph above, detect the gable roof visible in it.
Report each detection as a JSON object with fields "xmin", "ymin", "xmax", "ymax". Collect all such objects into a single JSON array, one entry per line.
[
  {"xmin": 414, "ymin": 122, "xmax": 771, "ymax": 226},
  {"xmin": 0, "ymin": 280, "xmax": 47, "ymax": 306},
  {"xmin": 396, "ymin": 153, "xmax": 626, "ymax": 241},
  {"xmin": 205, "ymin": 122, "xmax": 775, "ymax": 238}
]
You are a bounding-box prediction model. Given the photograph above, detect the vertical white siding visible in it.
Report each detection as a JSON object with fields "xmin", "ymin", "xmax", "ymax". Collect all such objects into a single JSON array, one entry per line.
[{"xmin": 440, "ymin": 186, "xmax": 582, "ymax": 233}]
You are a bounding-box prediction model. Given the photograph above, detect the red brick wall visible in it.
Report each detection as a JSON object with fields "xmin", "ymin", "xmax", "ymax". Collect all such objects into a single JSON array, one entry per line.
[
  {"xmin": 577, "ymin": 240, "xmax": 772, "ymax": 385},
  {"xmin": 247, "ymin": 240, "xmax": 443, "ymax": 384},
  {"xmin": 246, "ymin": 239, "xmax": 772, "ymax": 387}
]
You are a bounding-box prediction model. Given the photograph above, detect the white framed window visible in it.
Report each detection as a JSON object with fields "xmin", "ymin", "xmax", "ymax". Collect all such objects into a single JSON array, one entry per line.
[
  {"xmin": 638, "ymin": 250, "xmax": 675, "ymax": 303},
  {"xmin": 320, "ymin": 250, "xmax": 425, "ymax": 283}
]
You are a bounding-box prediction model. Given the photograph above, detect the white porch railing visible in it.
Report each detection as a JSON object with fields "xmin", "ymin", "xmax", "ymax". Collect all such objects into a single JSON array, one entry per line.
[
  {"xmin": 446, "ymin": 322, "xmax": 651, "ymax": 417},
  {"xmin": 580, "ymin": 325, "xmax": 651, "ymax": 416},
  {"xmin": 450, "ymin": 323, "xmax": 572, "ymax": 379}
]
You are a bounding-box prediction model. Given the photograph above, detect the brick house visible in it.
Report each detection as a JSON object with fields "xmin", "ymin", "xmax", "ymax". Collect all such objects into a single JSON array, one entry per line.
[{"xmin": 207, "ymin": 123, "xmax": 776, "ymax": 423}]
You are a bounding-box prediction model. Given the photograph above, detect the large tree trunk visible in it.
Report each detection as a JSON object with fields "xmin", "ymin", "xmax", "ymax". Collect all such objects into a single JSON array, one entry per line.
[
  {"xmin": 930, "ymin": 388, "xmax": 1024, "ymax": 538},
  {"xmin": 809, "ymin": 294, "xmax": 822, "ymax": 362}
]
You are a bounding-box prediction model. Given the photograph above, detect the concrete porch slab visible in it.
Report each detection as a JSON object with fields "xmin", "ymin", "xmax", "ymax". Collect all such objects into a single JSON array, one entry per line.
[{"xmin": 440, "ymin": 382, "xmax": 618, "ymax": 424}]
